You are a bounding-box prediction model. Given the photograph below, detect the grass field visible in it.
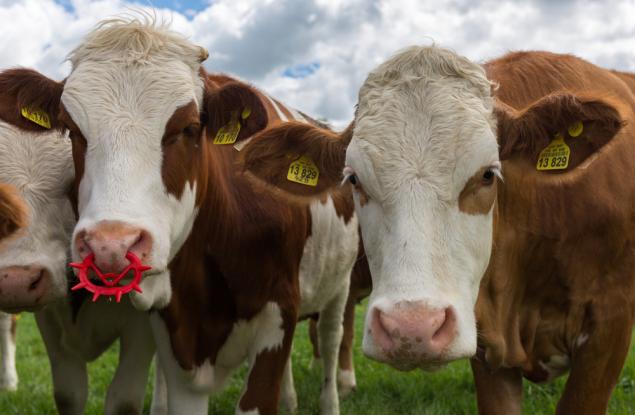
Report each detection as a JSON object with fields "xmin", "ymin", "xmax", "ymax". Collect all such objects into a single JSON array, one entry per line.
[{"xmin": 0, "ymin": 303, "xmax": 633, "ymax": 414}]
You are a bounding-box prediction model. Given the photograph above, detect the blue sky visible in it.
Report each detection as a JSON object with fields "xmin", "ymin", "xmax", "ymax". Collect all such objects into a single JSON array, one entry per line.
[{"xmin": 3, "ymin": 0, "xmax": 635, "ymax": 127}]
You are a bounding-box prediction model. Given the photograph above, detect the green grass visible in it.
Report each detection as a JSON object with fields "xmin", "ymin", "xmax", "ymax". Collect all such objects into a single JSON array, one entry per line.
[{"xmin": 1, "ymin": 304, "xmax": 634, "ymax": 414}]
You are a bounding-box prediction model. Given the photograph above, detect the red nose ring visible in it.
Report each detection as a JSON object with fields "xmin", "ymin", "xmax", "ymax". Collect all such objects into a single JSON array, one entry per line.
[{"xmin": 69, "ymin": 252, "xmax": 151, "ymax": 303}]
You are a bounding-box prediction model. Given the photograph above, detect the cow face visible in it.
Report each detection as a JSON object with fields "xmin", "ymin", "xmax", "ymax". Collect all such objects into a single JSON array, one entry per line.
[
  {"xmin": 347, "ymin": 47, "xmax": 499, "ymax": 370},
  {"xmin": 0, "ymin": 122, "xmax": 74, "ymax": 312},
  {"xmin": 241, "ymin": 46, "xmax": 499, "ymax": 370}
]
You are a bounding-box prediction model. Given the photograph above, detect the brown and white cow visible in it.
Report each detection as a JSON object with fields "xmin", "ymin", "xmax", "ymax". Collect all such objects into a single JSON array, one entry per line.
[
  {"xmin": 0, "ymin": 117, "xmax": 158, "ymax": 413},
  {"xmin": 241, "ymin": 46, "xmax": 635, "ymax": 413},
  {"xmin": 0, "ymin": 17, "xmax": 359, "ymax": 414}
]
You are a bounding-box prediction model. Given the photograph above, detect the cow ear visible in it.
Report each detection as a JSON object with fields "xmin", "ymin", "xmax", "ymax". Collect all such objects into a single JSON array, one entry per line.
[
  {"xmin": 240, "ymin": 122, "xmax": 352, "ymax": 197},
  {"xmin": 0, "ymin": 68, "xmax": 64, "ymax": 132},
  {"xmin": 0, "ymin": 183, "xmax": 27, "ymax": 242},
  {"xmin": 496, "ymin": 93, "xmax": 624, "ymax": 162},
  {"xmin": 203, "ymin": 81, "xmax": 268, "ymax": 145}
]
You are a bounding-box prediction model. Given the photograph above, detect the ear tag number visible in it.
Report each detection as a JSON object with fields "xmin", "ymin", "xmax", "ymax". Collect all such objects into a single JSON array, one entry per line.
[
  {"xmin": 287, "ymin": 155, "xmax": 319, "ymax": 186},
  {"xmin": 21, "ymin": 107, "xmax": 51, "ymax": 129},
  {"xmin": 536, "ymin": 133, "xmax": 570, "ymax": 171},
  {"xmin": 568, "ymin": 121, "xmax": 583, "ymax": 138}
]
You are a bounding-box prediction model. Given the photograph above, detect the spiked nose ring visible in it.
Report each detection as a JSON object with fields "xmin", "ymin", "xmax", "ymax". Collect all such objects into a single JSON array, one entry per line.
[{"xmin": 69, "ymin": 252, "xmax": 151, "ymax": 302}]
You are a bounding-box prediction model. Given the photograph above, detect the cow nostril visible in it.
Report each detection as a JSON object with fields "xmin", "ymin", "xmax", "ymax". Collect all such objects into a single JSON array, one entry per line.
[
  {"xmin": 28, "ymin": 270, "xmax": 44, "ymax": 291},
  {"xmin": 431, "ymin": 307, "xmax": 456, "ymax": 344}
]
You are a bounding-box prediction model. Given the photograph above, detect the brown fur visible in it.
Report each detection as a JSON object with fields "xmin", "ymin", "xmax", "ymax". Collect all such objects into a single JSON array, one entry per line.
[
  {"xmin": 474, "ymin": 51, "xmax": 635, "ymax": 414},
  {"xmin": 0, "ymin": 183, "xmax": 28, "ymax": 243},
  {"xmin": 458, "ymin": 167, "xmax": 498, "ymax": 215},
  {"xmin": 0, "ymin": 69, "xmax": 64, "ymax": 131}
]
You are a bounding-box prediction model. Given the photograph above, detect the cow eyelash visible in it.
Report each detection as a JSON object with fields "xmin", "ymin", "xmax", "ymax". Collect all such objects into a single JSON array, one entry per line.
[
  {"xmin": 342, "ymin": 166, "xmax": 360, "ymax": 187},
  {"xmin": 482, "ymin": 163, "xmax": 503, "ymax": 185}
]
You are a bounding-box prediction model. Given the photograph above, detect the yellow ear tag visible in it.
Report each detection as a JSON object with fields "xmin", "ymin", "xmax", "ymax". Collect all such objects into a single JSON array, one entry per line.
[
  {"xmin": 567, "ymin": 121, "xmax": 583, "ymax": 138},
  {"xmin": 213, "ymin": 111, "xmax": 241, "ymax": 145},
  {"xmin": 287, "ymin": 155, "xmax": 319, "ymax": 186},
  {"xmin": 241, "ymin": 107, "xmax": 251, "ymax": 120},
  {"xmin": 536, "ymin": 133, "xmax": 570, "ymax": 171},
  {"xmin": 21, "ymin": 107, "xmax": 51, "ymax": 129}
]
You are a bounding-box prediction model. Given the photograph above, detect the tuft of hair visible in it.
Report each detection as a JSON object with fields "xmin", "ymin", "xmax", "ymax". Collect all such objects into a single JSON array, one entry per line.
[
  {"xmin": 363, "ymin": 45, "xmax": 494, "ymax": 102},
  {"xmin": 68, "ymin": 10, "xmax": 208, "ymax": 69}
]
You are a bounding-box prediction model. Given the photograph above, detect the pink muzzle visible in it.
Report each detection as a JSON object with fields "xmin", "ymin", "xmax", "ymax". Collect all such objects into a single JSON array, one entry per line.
[{"xmin": 70, "ymin": 252, "xmax": 151, "ymax": 302}]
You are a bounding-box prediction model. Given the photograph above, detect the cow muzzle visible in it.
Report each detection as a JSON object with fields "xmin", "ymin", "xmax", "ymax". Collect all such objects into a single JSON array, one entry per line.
[
  {"xmin": 75, "ymin": 220, "xmax": 153, "ymax": 273},
  {"xmin": 0, "ymin": 266, "xmax": 49, "ymax": 312},
  {"xmin": 365, "ymin": 300, "xmax": 457, "ymax": 370}
]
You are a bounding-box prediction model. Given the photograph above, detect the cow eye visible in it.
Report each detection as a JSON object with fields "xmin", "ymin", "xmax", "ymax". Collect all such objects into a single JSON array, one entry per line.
[
  {"xmin": 348, "ymin": 174, "xmax": 359, "ymax": 186},
  {"xmin": 482, "ymin": 166, "xmax": 500, "ymax": 185},
  {"xmin": 182, "ymin": 123, "xmax": 200, "ymax": 137}
]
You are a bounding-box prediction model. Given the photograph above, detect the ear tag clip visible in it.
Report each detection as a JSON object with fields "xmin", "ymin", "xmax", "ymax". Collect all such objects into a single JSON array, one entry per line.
[
  {"xmin": 21, "ymin": 107, "xmax": 51, "ymax": 129},
  {"xmin": 568, "ymin": 121, "xmax": 584, "ymax": 138},
  {"xmin": 214, "ymin": 107, "xmax": 252, "ymax": 145},
  {"xmin": 287, "ymin": 155, "xmax": 319, "ymax": 186},
  {"xmin": 536, "ymin": 133, "xmax": 570, "ymax": 171}
]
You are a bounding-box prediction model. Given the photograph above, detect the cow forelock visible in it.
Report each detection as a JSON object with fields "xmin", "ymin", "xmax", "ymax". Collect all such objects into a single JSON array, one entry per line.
[
  {"xmin": 348, "ymin": 46, "xmax": 498, "ymax": 365},
  {"xmin": 0, "ymin": 121, "xmax": 74, "ymax": 305},
  {"xmin": 63, "ymin": 18, "xmax": 205, "ymax": 279}
]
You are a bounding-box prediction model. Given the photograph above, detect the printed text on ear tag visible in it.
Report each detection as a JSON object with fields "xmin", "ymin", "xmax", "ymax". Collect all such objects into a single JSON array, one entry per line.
[
  {"xmin": 536, "ymin": 133, "xmax": 570, "ymax": 171},
  {"xmin": 287, "ymin": 155, "xmax": 319, "ymax": 186},
  {"xmin": 21, "ymin": 107, "xmax": 51, "ymax": 129},
  {"xmin": 213, "ymin": 111, "xmax": 241, "ymax": 145}
]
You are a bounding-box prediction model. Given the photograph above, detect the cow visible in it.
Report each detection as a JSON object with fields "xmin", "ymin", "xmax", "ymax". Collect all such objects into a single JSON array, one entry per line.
[
  {"xmin": 240, "ymin": 46, "xmax": 635, "ymax": 414},
  {"xmin": 0, "ymin": 118, "xmax": 158, "ymax": 414},
  {"xmin": 0, "ymin": 17, "xmax": 360, "ymax": 414}
]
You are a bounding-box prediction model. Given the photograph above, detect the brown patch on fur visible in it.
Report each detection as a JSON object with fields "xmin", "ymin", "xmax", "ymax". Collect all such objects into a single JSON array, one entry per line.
[
  {"xmin": 458, "ymin": 167, "xmax": 497, "ymax": 215},
  {"xmin": 161, "ymin": 101, "xmax": 201, "ymax": 198},
  {"xmin": 0, "ymin": 183, "xmax": 27, "ymax": 243},
  {"xmin": 0, "ymin": 69, "xmax": 63, "ymax": 131},
  {"xmin": 474, "ymin": 50, "xmax": 635, "ymax": 413}
]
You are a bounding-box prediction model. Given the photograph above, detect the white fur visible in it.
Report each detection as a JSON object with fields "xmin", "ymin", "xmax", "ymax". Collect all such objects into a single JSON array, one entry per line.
[
  {"xmin": 64, "ymin": 17, "xmax": 205, "ymax": 309},
  {"xmin": 538, "ymin": 354, "xmax": 570, "ymax": 382},
  {"xmin": 0, "ymin": 312, "xmax": 17, "ymax": 391},
  {"xmin": 347, "ymin": 46, "xmax": 499, "ymax": 368},
  {"xmin": 576, "ymin": 332, "xmax": 589, "ymax": 348}
]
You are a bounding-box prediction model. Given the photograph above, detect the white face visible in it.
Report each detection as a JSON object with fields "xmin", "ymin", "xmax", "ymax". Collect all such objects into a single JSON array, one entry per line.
[
  {"xmin": 62, "ymin": 22, "xmax": 207, "ymax": 308},
  {"xmin": 0, "ymin": 121, "xmax": 75, "ymax": 312},
  {"xmin": 345, "ymin": 46, "xmax": 499, "ymax": 370}
]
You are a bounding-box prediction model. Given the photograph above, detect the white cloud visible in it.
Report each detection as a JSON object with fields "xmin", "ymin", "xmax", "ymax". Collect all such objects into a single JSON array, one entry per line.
[{"xmin": 1, "ymin": 0, "xmax": 634, "ymax": 127}]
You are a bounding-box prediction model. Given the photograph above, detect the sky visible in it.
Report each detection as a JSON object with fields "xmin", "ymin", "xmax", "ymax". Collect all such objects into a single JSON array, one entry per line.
[{"xmin": 1, "ymin": 0, "xmax": 634, "ymax": 127}]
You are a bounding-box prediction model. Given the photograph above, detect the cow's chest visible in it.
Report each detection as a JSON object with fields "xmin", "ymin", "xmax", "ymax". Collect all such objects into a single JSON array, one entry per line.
[
  {"xmin": 175, "ymin": 301, "xmax": 286, "ymax": 394},
  {"xmin": 298, "ymin": 199, "xmax": 358, "ymax": 316}
]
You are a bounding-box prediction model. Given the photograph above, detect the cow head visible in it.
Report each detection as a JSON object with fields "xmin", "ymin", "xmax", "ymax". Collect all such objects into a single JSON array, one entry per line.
[
  {"xmin": 0, "ymin": 121, "xmax": 74, "ymax": 312},
  {"xmin": 0, "ymin": 17, "xmax": 267, "ymax": 310},
  {"xmin": 242, "ymin": 46, "xmax": 499, "ymax": 370}
]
